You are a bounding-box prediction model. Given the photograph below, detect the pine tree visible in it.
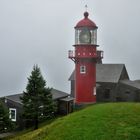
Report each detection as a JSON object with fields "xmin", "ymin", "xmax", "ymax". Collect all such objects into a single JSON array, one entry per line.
[
  {"xmin": 40, "ymin": 88, "xmax": 56, "ymax": 121},
  {"xmin": 20, "ymin": 65, "xmax": 55, "ymax": 129},
  {"xmin": 0, "ymin": 100, "xmax": 13, "ymax": 133}
]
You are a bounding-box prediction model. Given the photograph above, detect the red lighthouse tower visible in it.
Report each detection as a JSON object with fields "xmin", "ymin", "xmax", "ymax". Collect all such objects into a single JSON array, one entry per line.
[{"xmin": 69, "ymin": 12, "xmax": 103, "ymax": 104}]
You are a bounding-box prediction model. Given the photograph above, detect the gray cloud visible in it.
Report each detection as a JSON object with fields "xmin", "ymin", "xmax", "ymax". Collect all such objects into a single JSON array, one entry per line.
[{"xmin": 0, "ymin": 0, "xmax": 140, "ymax": 96}]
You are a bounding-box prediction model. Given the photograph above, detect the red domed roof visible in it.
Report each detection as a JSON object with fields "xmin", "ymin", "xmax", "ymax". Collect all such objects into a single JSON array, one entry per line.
[{"xmin": 75, "ymin": 12, "xmax": 97, "ymax": 28}]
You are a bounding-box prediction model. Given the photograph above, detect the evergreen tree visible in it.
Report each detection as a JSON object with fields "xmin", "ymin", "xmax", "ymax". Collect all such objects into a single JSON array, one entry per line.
[
  {"xmin": 0, "ymin": 100, "xmax": 13, "ymax": 133},
  {"xmin": 40, "ymin": 88, "xmax": 56, "ymax": 121},
  {"xmin": 21, "ymin": 65, "xmax": 55, "ymax": 130}
]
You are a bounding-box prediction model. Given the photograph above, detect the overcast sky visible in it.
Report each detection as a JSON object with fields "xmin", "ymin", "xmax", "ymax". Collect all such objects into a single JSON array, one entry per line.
[{"xmin": 0, "ymin": 0, "xmax": 140, "ymax": 97}]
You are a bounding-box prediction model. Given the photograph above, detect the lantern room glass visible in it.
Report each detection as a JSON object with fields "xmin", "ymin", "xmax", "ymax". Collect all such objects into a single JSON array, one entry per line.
[{"xmin": 75, "ymin": 27, "xmax": 97, "ymax": 45}]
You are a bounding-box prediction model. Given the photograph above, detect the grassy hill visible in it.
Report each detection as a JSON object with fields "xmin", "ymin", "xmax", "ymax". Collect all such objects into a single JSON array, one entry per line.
[{"xmin": 7, "ymin": 103, "xmax": 140, "ymax": 140}]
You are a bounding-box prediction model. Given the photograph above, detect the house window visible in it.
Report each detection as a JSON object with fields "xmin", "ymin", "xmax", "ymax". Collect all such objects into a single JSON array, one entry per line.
[
  {"xmin": 9, "ymin": 108, "xmax": 16, "ymax": 122},
  {"xmin": 104, "ymin": 88, "xmax": 110, "ymax": 99},
  {"xmin": 125, "ymin": 90, "xmax": 130, "ymax": 94},
  {"xmin": 80, "ymin": 66, "xmax": 86, "ymax": 74}
]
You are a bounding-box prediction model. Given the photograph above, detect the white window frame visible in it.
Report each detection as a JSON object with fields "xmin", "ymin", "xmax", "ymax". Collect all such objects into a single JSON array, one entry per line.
[
  {"xmin": 9, "ymin": 108, "xmax": 16, "ymax": 122},
  {"xmin": 93, "ymin": 87, "xmax": 96, "ymax": 95},
  {"xmin": 80, "ymin": 66, "xmax": 86, "ymax": 74}
]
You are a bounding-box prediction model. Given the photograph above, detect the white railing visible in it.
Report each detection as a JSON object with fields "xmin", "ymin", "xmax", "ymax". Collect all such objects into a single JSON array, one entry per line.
[
  {"xmin": 68, "ymin": 50, "xmax": 75, "ymax": 58},
  {"xmin": 97, "ymin": 51, "xmax": 104, "ymax": 58}
]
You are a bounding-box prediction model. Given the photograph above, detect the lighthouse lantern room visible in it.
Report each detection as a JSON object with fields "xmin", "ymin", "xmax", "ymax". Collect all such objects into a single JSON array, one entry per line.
[{"xmin": 69, "ymin": 11, "xmax": 103, "ymax": 104}]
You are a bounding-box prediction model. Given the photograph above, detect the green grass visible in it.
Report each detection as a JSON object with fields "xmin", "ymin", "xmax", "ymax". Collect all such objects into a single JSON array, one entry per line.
[{"xmin": 8, "ymin": 103, "xmax": 140, "ymax": 140}]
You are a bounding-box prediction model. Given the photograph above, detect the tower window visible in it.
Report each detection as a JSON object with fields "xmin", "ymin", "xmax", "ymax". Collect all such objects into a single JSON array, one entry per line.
[{"xmin": 80, "ymin": 66, "xmax": 86, "ymax": 74}]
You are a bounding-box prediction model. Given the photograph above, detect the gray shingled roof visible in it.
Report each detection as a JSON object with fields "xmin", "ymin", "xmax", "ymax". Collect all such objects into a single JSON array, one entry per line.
[
  {"xmin": 60, "ymin": 97, "xmax": 74, "ymax": 102},
  {"xmin": 51, "ymin": 89, "xmax": 69, "ymax": 100},
  {"xmin": 120, "ymin": 80, "xmax": 140, "ymax": 89},
  {"xmin": 5, "ymin": 93, "xmax": 23, "ymax": 104},
  {"xmin": 5, "ymin": 89, "xmax": 69, "ymax": 104},
  {"xmin": 69, "ymin": 64, "xmax": 125, "ymax": 83},
  {"xmin": 96, "ymin": 64, "xmax": 125, "ymax": 83},
  {"xmin": 68, "ymin": 71, "xmax": 75, "ymax": 81}
]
